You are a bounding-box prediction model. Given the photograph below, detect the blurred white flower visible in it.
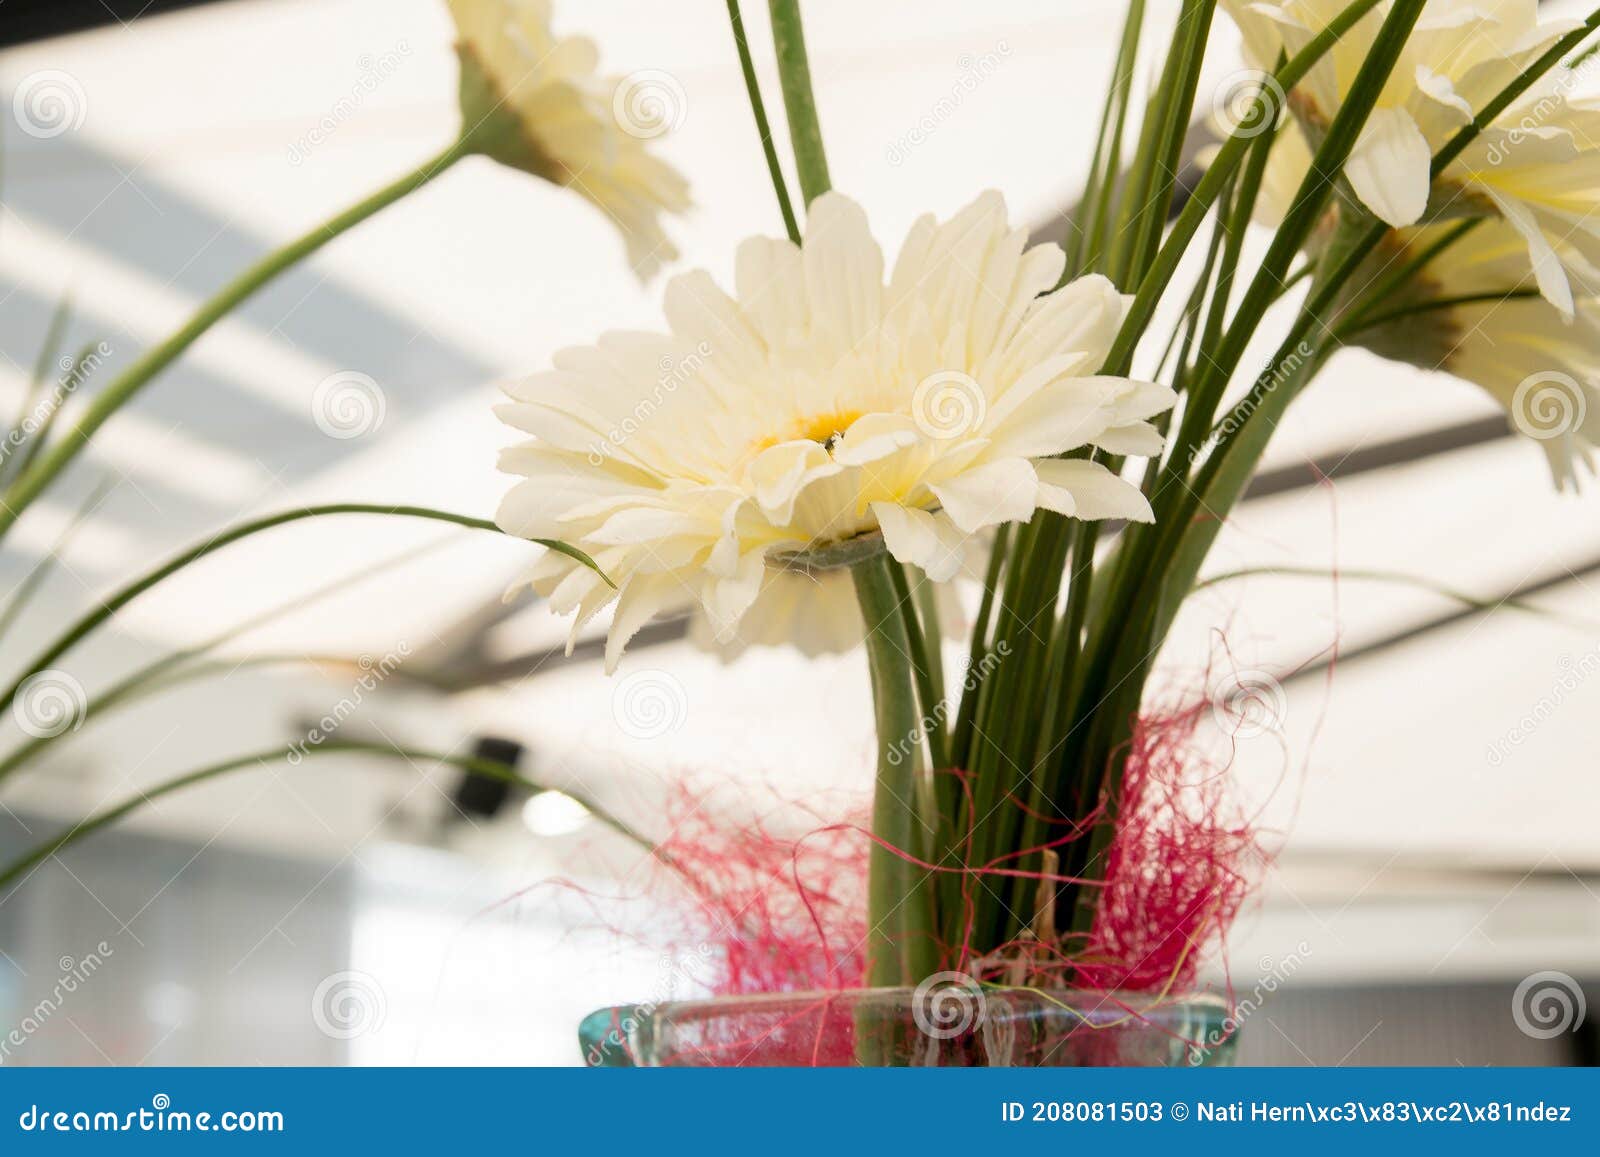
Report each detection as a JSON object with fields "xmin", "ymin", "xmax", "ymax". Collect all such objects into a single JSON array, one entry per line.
[
  {"xmin": 448, "ymin": 0, "xmax": 690, "ymax": 278},
  {"xmin": 495, "ymin": 191, "xmax": 1172, "ymax": 669},
  {"xmin": 1370, "ymin": 220, "xmax": 1600, "ymax": 489},
  {"xmin": 1222, "ymin": 0, "xmax": 1597, "ymax": 312}
]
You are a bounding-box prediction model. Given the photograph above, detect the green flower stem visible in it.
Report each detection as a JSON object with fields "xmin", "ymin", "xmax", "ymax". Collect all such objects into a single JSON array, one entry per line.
[
  {"xmin": 0, "ymin": 503, "xmax": 605, "ymax": 719},
  {"xmin": 0, "ymin": 140, "xmax": 471, "ymax": 541},
  {"xmin": 1056, "ymin": 0, "xmax": 1431, "ymax": 943},
  {"xmin": 1100, "ymin": 0, "xmax": 1384, "ymax": 377},
  {"xmin": 852, "ymin": 553, "xmax": 939, "ymax": 987},
  {"xmin": 1069, "ymin": 0, "xmax": 1146, "ymax": 278},
  {"xmin": 0, "ymin": 742, "xmax": 658, "ymax": 896},
  {"xmin": 767, "ymin": 0, "xmax": 831, "ymax": 204},
  {"xmin": 886, "ymin": 561, "xmax": 947, "ymax": 771},
  {"xmin": 726, "ymin": 0, "xmax": 802, "ymax": 244},
  {"xmin": 0, "ymin": 652, "xmax": 452, "ymax": 789},
  {"xmin": 1110, "ymin": 0, "xmax": 1217, "ymax": 288},
  {"xmin": 1343, "ymin": 288, "xmax": 1541, "ymax": 335}
]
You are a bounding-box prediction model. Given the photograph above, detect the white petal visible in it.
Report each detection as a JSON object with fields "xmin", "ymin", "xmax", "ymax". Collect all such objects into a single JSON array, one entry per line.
[
  {"xmin": 605, "ymin": 574, "xmax": 691, "ymax": 673},
  {"xmin": 872, "ymin": 503, "xmax": 965, "ymax": 582},
  {"xmin": 745, "ymin": 441, "xmax": 841, "ymax": 523},
  {"xmin": 832, "ymin": 413, "xmax": 919, "ymax": 466},
  {"xmin": 1034, "ymin": 459, "xmax": 1154, "ymax": 522},
  {"xmin": 1345, "ymin": 108, "xmax": 1432, "ymax": 227},
  {"xmin": 700, "ymin": 550, "xmax": 767, "ymax": 642},
  {"xmin": 1482, "ymin": 187, "xmax": 1575, "ymax": 317},
  {"xmin": 801, "ymin": 192, "xmax": 884, "ymax": 349},
  {"xmin": 1093, "ymin": 421, "xmax": 1166, "ymax": 456},
  {"xmin": 928, "ymin": 458, "xmax": 1039, "ymax": 533}
]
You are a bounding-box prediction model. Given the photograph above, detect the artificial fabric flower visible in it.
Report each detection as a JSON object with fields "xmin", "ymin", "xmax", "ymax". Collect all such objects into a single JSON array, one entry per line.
[
  {"xmin": 496, "ymin": 191, "xmax": 1174, "ymax": 669},
  {"xmin": 686, "ymin": 566, "xmax": 973, "ymax": 660},
  {"xmin": 1353, "ymin": 219, "xmax": 1600, "ymax": 489},
  {"xmin": 448, "ymin": 0, "xmax": 691, "ymax": 278},
  {"xmin": 1222, "ymin": 0, "xmax": 1600, "ymax": 313}
]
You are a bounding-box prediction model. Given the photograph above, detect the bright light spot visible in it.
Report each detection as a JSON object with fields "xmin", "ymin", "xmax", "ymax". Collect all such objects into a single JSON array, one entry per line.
[{"xmin": 521, "ymin": 790, "xmax": 591, "ymax": 837}]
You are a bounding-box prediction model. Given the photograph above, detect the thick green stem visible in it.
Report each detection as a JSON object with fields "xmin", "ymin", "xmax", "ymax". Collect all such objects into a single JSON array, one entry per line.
[
  {"xmin": 0, "ymin": 141, "xmax": 469, "ymax": 539},
  {"xmin": 852, "ymin": 554, "xmax": 939, "ymax": 986},
  {"xmin": 767, "ymin": 0, "xmax": 832, "ymax": 204}
]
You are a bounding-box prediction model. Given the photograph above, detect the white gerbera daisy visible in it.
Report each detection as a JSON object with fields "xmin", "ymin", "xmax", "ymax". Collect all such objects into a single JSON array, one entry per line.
[
  {"xmin": 1222, "ymin": 0, "xmax": 1594, "ymax": 310},
  {"xmin": 448, "ymin": 0, "xmax": 690, "ymax": 278},
  {"xmin": 1353, "ymin": 220, "xmax": 1600, "ymax": 489},
  {"xmin": 495, "ymin": 192, "xmax": 1174, "ymax": 669}
]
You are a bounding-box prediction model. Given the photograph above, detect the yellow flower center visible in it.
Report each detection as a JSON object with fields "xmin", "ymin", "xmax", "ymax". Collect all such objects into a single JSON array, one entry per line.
[{"xmin": 751, "ymin": 409, "xmax": 863, "ymax": 456}]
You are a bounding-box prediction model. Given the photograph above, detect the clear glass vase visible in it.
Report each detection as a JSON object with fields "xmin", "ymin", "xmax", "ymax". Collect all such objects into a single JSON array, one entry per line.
[{"xmin": 580, "ymin": 986, "xmax": 1236, "ymax": 1067}]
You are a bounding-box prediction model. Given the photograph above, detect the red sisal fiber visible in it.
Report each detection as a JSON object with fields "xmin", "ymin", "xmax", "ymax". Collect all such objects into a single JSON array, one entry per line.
[
  {"xmin": 646, "ymin": 702, "xmax": 1260, "ymax": 1002},
  {"xmin": 650, "ymin": 792, "xmax": 869, "ymax": 995},
  {"xmin": 1073, "ymin": 702, "xmax": 1261, "ymax": 995}
]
